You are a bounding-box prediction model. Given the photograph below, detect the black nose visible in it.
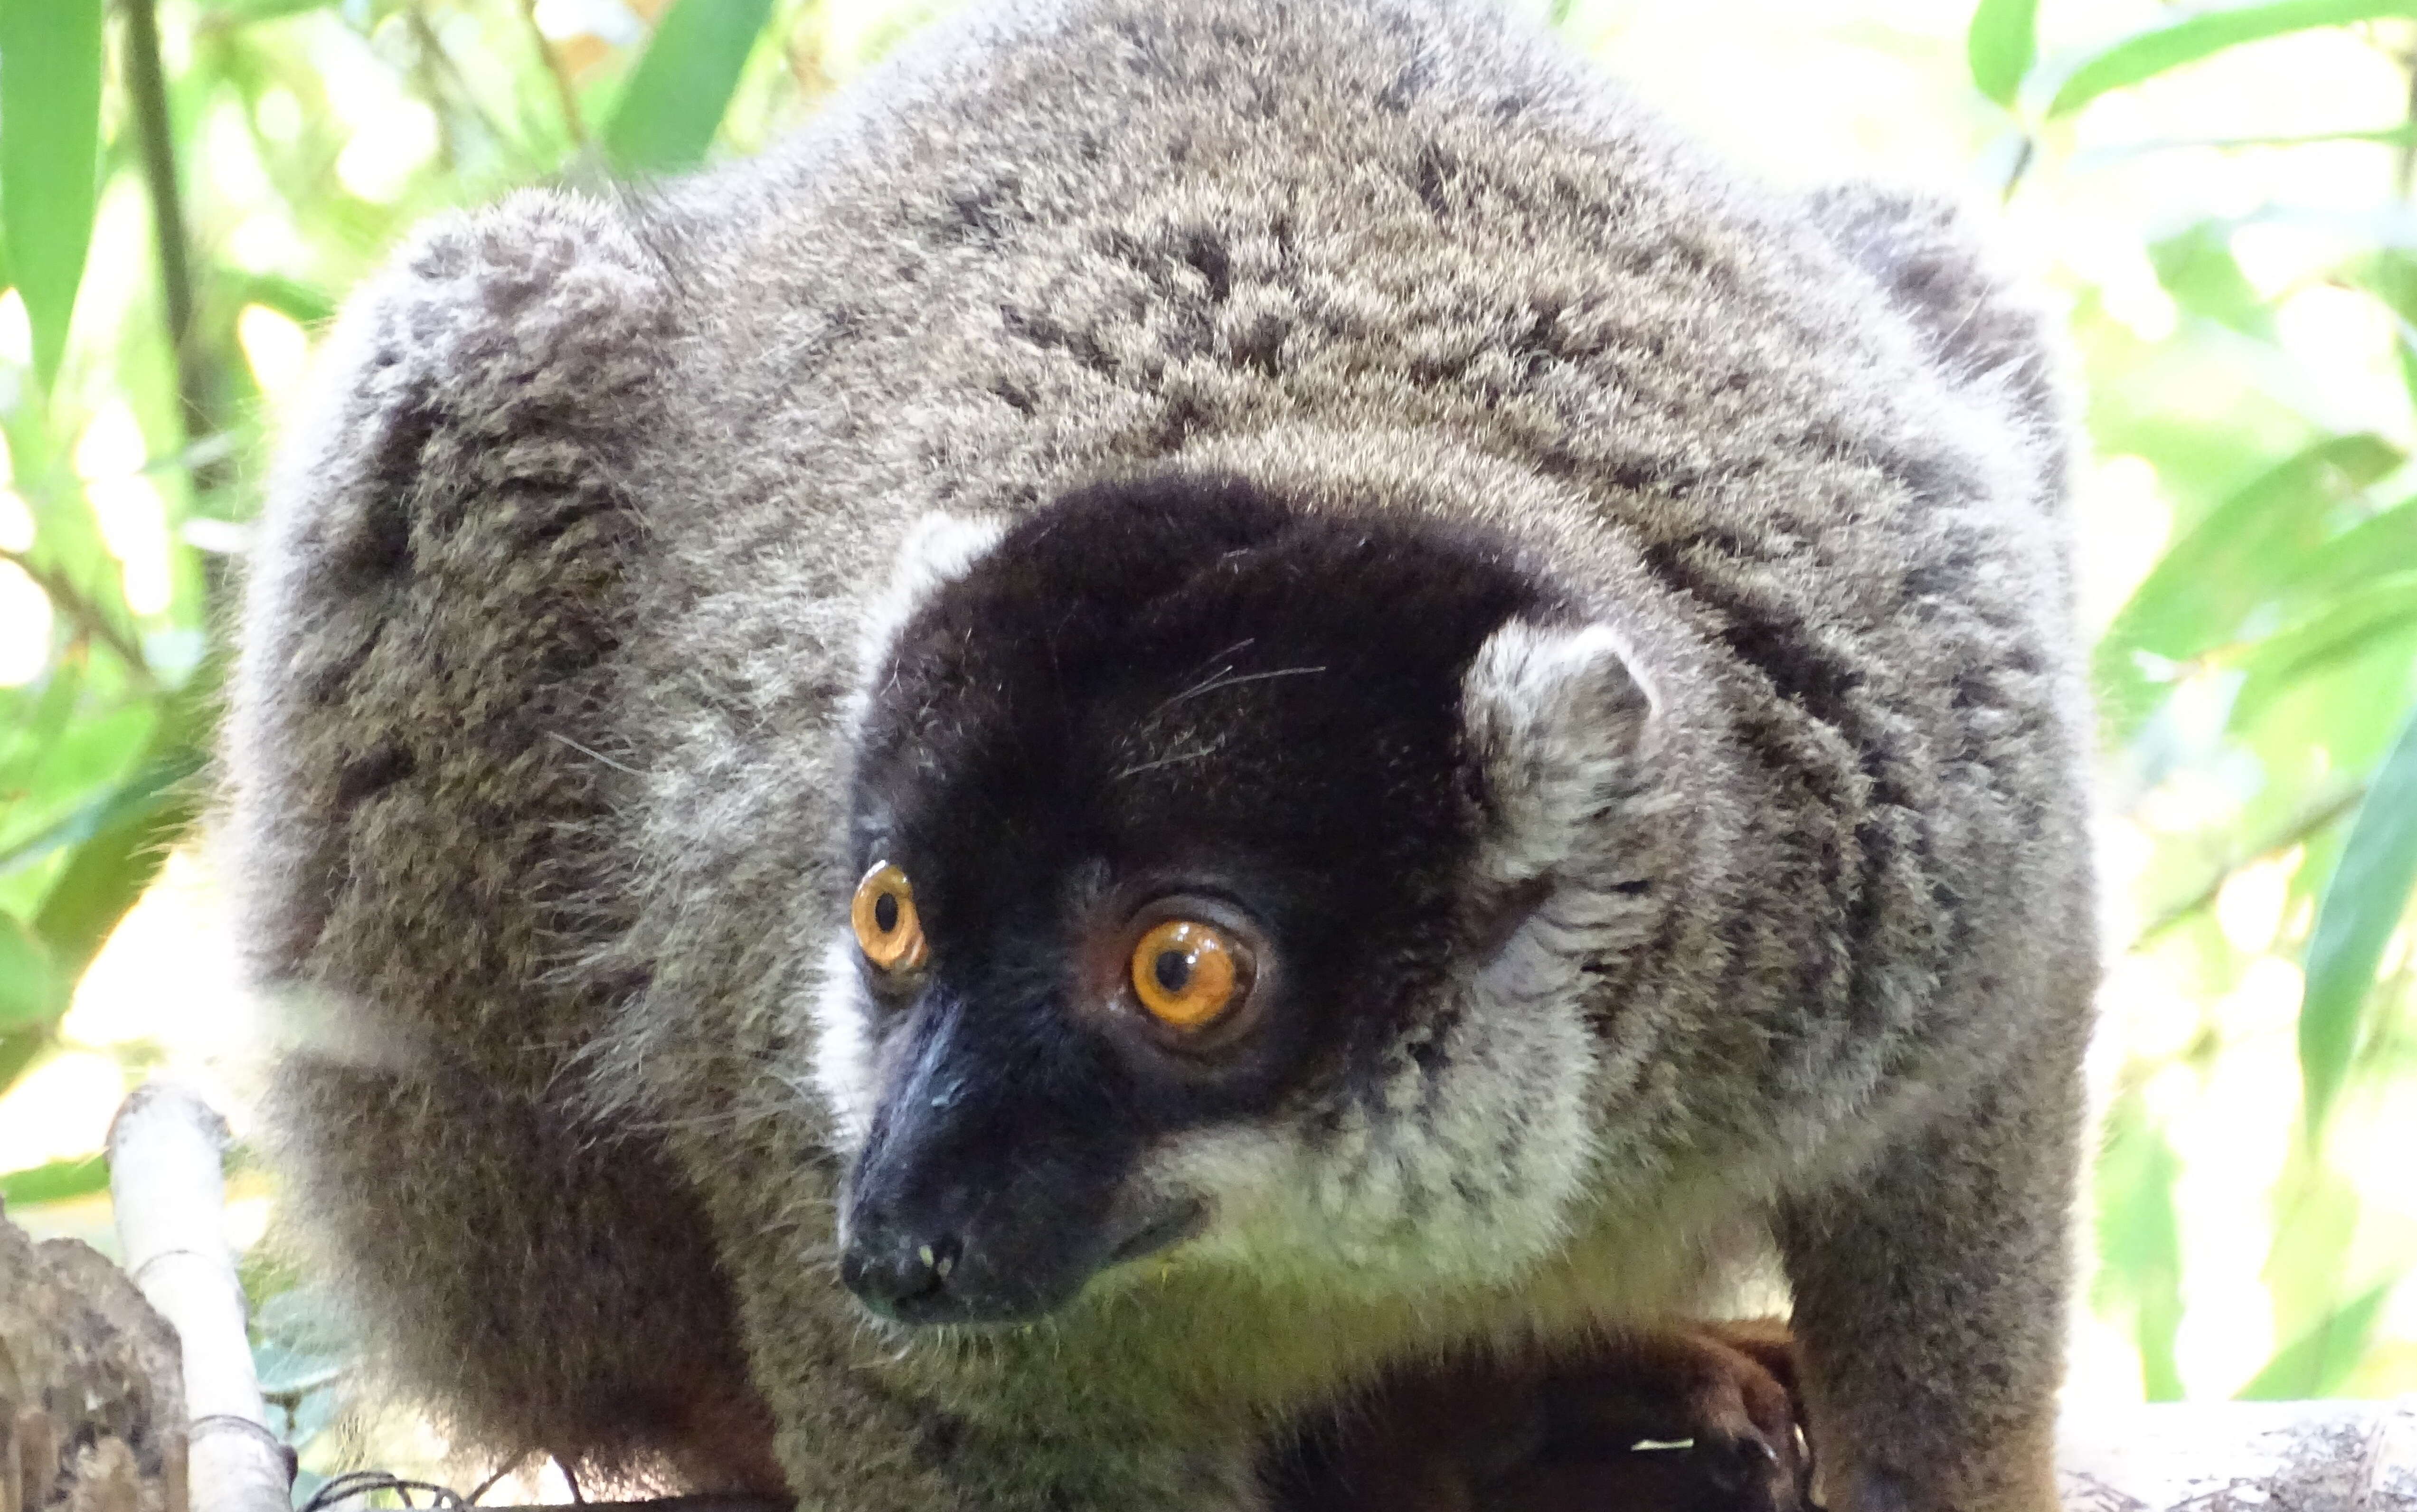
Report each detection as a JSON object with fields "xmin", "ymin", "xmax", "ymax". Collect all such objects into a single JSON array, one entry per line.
[
  {"xmin": 841, "ymin": 1185, "xmax": 1105, "ymax": 1326},
  {"xmin": 839, "ymin": 1222, "xmax": 963, "ymax": 1320}
]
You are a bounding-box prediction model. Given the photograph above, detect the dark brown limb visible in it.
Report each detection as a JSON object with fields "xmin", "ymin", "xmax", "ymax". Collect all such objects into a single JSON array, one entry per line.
[{"xmin": 1263, "ymin": 1318, "xmax": 1812, "ymax": 1512}]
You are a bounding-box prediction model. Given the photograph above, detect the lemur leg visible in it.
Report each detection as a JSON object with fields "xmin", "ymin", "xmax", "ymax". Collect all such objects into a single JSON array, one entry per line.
[
  {"xmin": 1777, "ymin": 1037, "xmax": 2083, "ymax": 1512},
  {"xmin": 1264, "ymin": 1320, "xmax": 1812, "ymax": 1512}
]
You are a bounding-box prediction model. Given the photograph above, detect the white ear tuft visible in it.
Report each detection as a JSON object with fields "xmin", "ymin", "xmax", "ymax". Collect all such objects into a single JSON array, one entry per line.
[
  {"xmin": 1461, "ymin": 619, "xmax": 1653, "ymax": 884},
  {"xmin": 854, "ymin": 511, "xmax": 1008, "ymax": 675}
]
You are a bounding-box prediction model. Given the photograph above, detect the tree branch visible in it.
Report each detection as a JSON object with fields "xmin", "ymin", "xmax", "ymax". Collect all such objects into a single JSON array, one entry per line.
[
  {"xmin": 120, "ymin": 0, "xmax": 213, "ymax": 463},
  {"xmin": 2128, "ymin": 783, "xmax": 2369, "ymax": 951},
  {"xmin": 2397, "ymin": 44, "xmax": 2417, "ymax": 198},
  {"xmin": 517, "ymin": 0, "xmax": 589, "ymax": 146},
  {"xmin": 0, "ymin": 548, "xmax": 156, "ymax": 689}
]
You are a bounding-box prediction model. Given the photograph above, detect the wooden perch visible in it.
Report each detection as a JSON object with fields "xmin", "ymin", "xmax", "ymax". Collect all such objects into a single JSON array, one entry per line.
[
  {"xmin": 2058, "ymin": 1398, "xmax": 2417, "ymax": 1510},
  {"xmin": 40, "ymin": 1079, "xmax": 2412, "ymax": 1512},
  {"xmin": 0, "ymin": 1202, "xmax": 187, "ymax": 1512},
  {"xmin": 109, "ymin": 1084, "xmax": 291, "ymax": 1512},
  {"xmin": 445, "ymin": 1406, "xmax": 2417, "ymax": 1512}
]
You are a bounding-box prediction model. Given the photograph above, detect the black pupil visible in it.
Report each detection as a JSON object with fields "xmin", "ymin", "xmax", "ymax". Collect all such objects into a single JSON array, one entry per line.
[
  {"xmin": 1153, "ymin": 949, "xmax": 1190, "ymax": 993},
  {"xmin": 873, "ymin": 892, "xmax": 900, "ymax": 934}
]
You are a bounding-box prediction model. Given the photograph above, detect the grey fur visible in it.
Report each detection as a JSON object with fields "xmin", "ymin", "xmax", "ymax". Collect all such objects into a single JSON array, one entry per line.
[{"xmin": 221, "ymin": 2, "xmax": 2093, "ymax": 1509}]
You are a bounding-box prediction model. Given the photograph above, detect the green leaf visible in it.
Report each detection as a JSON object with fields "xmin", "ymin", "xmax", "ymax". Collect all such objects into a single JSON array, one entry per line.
[
  {"xmin": 32, "ymin": 757, "xmax": 199, "ymax": 981},
  {"xmin": 1967, "ymin": 0, "xmax": 2039, "ymax": 108},
  {"xmin": 0, "ymin": 909, "xmax": 65, "ymax": 1033},
  {"xmin": 204, "ymin": 0, "xmax": 339, "ymax": 19},
  {"xmin": 2049, "ymin": 1, "xmax": 2417, "ymax": 120},
  {"xmin": 2096, "ymin": 434, "xmax": 2403, "ymax": 737},
  {"xmin": 0, "ymin": 1152, "xmax": 107, "ymax": 1207},
  {"xmin": 602, "ymin": 0, "xmax": 780, "ymax": 174},
  {"xmin": 2093, "ymin": 1094, "xmax": 2187, "ymax": 1400},
  {"xmin": 230, "ymin": 269, "xmax": 339, "ymax": 328},
  {"xmin": 2149, "ymin": 221, "xmax": 2274, "ymax": 339},
  {"xmin": 2300, "ymin": 705, "xmax": 2417, "ymax": 1141},
  {"xmin": 2099, "ymin": 124, "xmax": 2417, "ymax": 155},
  {"xmin": 252, "ymin": 1338, "xmax": 345, "ymax": 1397},
  {"xmin": 2228, "ymin": 571, "xmax": 2417, "ymax": 728},
  {"xmin": 2346, "ymin": 251, "xmax": 2417, "ymax": 410},
  {"xmin": 2263, "ymin": 1153, "xmax": 2365, "ymax": 1356},
  {"xmin": 0, "ymin": 1030, "xmax": 39, "ymax": 1098},
  {"xmin": 0, "ymin": 749, "xmax": 208, "ymax": 878},
  {"xmin": 0, "ymin": 0, "xmax": 106, "ymax": 386},
  {"xmin": 0, "ymin": 704, "xmax": 156, "ymax": 879},
  {"xmin": 0, "ymin": 662, "xmax": 89, "ymax": 806},
  {"xmin": 2236, "ymin": 1276, "xmax": 2401, "ymax": 1397},
  {"xmin": 2292, "ymin": 495, "xmax": 2417, "ymax": 607}
]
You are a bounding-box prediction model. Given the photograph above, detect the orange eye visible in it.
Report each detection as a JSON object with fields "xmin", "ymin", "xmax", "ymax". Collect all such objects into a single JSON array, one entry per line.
[
  {"xmin": 1130, "ymin": 920, "xmax": 1246, "ymax": 1030},
  {"xmin": 851, "ymin": 863, "xmax": 928, "ymax": 973}
]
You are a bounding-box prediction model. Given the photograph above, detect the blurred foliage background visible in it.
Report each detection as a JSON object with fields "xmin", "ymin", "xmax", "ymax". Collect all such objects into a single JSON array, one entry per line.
[{"xmin": 0, "ymin": 0, "xmax": 2415, "ymax": 1483}]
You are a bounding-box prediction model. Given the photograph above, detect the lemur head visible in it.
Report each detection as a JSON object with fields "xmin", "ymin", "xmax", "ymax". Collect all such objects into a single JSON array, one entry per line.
[{"xmin": 814, "ymin": 472, "xmax": 1661, "ymax": 1327}]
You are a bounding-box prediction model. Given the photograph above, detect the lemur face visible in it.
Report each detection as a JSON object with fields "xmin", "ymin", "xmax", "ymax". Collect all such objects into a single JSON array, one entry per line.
[{"xmin": 814, "ymin": 474, "xmax": 1650, "ymax": 1326}]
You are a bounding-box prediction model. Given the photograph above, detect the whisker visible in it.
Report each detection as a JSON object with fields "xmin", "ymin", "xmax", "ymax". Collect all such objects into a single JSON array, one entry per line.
[
  {"xmin": 1116, "ymin": 744, "xmax": 1219, "ymax": 779},
  {"xmin": 1156, "ymin": 664, "xmax": 1328, "ymax": 709},
  {"xmin": 542, "ymin": 729, "xmax": 643, "ymax": 776}
]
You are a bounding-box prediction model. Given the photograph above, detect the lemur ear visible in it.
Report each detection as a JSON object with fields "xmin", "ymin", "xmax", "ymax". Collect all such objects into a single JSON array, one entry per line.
[
  {"xmin": 853, "ymin": 512, "xmax": 1007, "ymax": 673},
  {"xmin": 1460, "ymin": 619, "xmax": 1655, "ymax": 884}
]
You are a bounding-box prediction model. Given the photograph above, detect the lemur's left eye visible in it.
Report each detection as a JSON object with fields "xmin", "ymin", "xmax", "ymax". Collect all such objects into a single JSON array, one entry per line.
[
  {"xmin": 1130, "ymin": 919, "xmax": 1247, "ymax": 1030},
  {"xmin": 852, "ymin": 863, "xmax": 928, "ymax": 973}
]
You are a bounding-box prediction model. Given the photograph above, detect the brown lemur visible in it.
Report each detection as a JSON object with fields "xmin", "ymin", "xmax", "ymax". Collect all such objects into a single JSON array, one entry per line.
[{"xmin": 219, "ymin": 0, "xmax": 2096, "ymax": 1509}]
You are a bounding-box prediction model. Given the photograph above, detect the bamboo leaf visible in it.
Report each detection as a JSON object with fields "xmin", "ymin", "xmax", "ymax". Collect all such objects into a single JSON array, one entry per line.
[
  {"xmin": 231, "ymin": 269, "xmax": 339, "ymax": 328},
  {"xmin": 31, "ymin": 756, "xmax": 199, "ymax": 980},
  {"xmin": 2292, "ymin": 494, "xmax": 2417, "ymax": 606},
  {"xmin": 0, "ymin": 662, "xmax": 89, "ymax": 799},
  {"xmin": 204, "ymin": 0, "xmax": 339, "ymax": 19},
  {"xmin": 2096, "ymin": 434, "xmax": 2402, "ymax": 736},
  {"xmin": 26, "ymin": 666, "xmax": 214, "ymax": 982},
  {"xmin": 2299, "ymin": 705, "xmax": 2417, "ymax": 1141},
  {"xmin": 2094, "ymin": 1094, "xmax": 2187, "ymax": 1400},
  {"xmin": 2228, "ymin": 571, "xmax": 2417, "ymax": 728},
  {"xmin": 2049, "ymin": 1, "xmax": 2417, "ymax": 119},
  {"xmin": 602, "ymin": 0, "xmax": 779, "ymax": 174},
  {"xmin": 1967, "ymin": 0, "xmax": 2039, "ymax": 108},
  {"xmin": 2345, "ymin": 251, "xmax": 2417, "ymax": 409},
  {"xmin": 0, "ymin": 1029, "xmax": 38, "ymax": 1098},
  {"xmin": 0, "ymin": 749, "xmax": 207, "ymax": 877},
  {"xmin": 2235, "ymin": 1276, "xmax": 2401, "ymax": 1397},
  {"xmin": 2150, "ymin": 221, "xmax": 2273, "ymax": 339},
  {"xmin": 0, "ymin": 1152, "xmax": 108, "ymax": 1207},
  {"xmin": 2089, "ymin": 124, "xmax": 2417, "ymax": 157},
  {"xmin": 2262, "ymin": 1155, "xmax": 2365, "ymax": 1358},
  {"xmin": 0, "ymin": 0, "xmax": 106, "ymax": 387},
  {"xmin": 0, "ymin": 908, "xmax": 65, "ymax": 1033}
]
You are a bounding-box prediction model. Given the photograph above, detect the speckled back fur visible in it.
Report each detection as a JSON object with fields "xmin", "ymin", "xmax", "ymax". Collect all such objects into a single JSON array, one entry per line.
[{"xmin": 222, "ymin": 2, "xmax": 2094, "ymax": 1508}]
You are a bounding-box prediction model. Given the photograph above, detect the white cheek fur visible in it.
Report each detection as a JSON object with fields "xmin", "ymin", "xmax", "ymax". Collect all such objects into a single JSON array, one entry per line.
[
  {"xmin": 809, "ymin": 936, "xmax": 881, "ymax": 1154},
  {"xmin": 819, "ymin": 515, "xmax": 1007, "ymax": 1152},
  {"xmin": 1134, "ymin": 965, "xmax": 1601, "ymax": 1298}
]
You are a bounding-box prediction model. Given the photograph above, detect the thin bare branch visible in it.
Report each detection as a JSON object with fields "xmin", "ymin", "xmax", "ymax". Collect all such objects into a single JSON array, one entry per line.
[
  {"xmin": 518, "ymin": 0, "xmax": 589, "ymax": 145},
  {"xmin": 0, "ymin": 548, "xmax": 157, "ymax": 690},
  {"xmin": 2129, "ymin": 783, "xmax": 2369, "ymax": 950}
]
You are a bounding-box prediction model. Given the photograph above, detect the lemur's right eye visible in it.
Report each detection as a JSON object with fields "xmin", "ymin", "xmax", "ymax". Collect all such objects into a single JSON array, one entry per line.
[
  {"xmin": 852, "ymin": 863, "xmax": 928, "ymax": 973},
  {"xmin": 1129, "ymin": 919, "xmax": 1247, "ymax": 1030}
]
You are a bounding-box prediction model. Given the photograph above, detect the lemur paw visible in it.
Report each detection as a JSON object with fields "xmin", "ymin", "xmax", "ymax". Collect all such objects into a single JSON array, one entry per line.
[{"xmin": 1265, "ymin": 1318, "xmax": 1813, "ymax": 1512}]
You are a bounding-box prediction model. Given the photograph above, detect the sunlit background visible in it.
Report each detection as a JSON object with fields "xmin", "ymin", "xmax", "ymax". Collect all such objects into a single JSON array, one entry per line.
[{"xmin": 2, "ymin": 0, "xmax": 2415, "ymax": 1484}]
